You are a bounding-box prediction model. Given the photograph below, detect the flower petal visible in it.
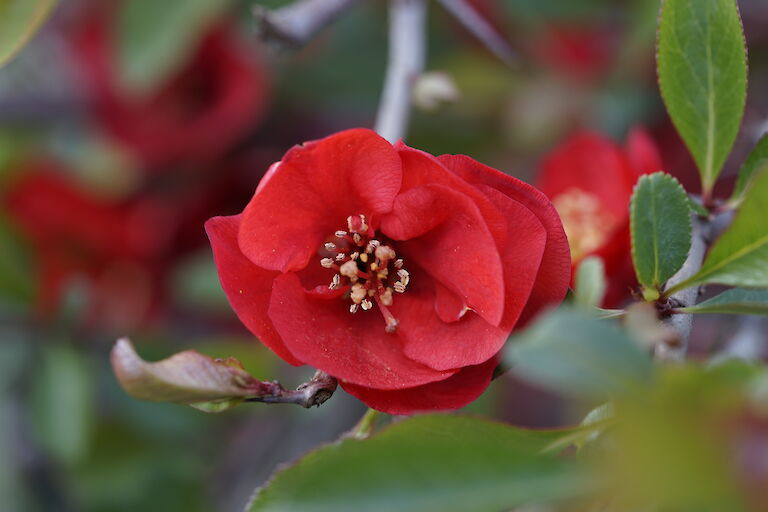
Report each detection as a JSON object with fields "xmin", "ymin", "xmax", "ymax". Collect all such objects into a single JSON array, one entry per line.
[
  {"xmin": 341, "ymin": 357, "xmax": 498, "ymax": 415},
  {"xmin": 381, "ymin": 183, "xmax": 505, "ymax": 327},
  {"xmin": 390, "ymin": 263, "xmax": 507, "ymax": 370},
  {"xmin": 267, "ymin": 273, "xmax": 457, "ymax": 389},
  {"xmin": 239, "ymin": 129, "xmax": 402, "ymax": 272},
  {"xmin": 438, "ymin": 154, "xmax": 570, "ymax": 326},
  {"xmin": 205, "ymin": 215, "xmax": 302, "ymax": 366}
]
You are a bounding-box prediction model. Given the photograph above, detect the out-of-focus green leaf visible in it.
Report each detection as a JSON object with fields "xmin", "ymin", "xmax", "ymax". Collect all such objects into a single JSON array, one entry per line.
[
  {"xmin": 0, "ymin": 0, "xmax": 57, "ymax": 68},
  {"xmin": 606, "ymin": 363, "xmax": 754, "ymax": 511},
  {"xmin": 30, "ymin": 343, "xmax": 93, "ymax": 465},
  {"xmin": 679, "ymin": 288, "xmax": 768, "ymax": 315},
  {"xmin": 505, "ymin": 307, "xmax": 653, "ymax": 400},
  {"xmin": 574, "ymin": 256, "xmax": 606, "ymax": 309},
  {"xmin": 657, "ymin": 0, "xmax": 747, "ymax": 195},
  {"xmin": 630, "ymin": 172, "xmax": 692, "ymax": 292},
  {"xmin": 111, "ymin": 338, "xmax": 277, "ymax": 410},
  {"xmin": 249, "ymin": 415, "xmax": 595, "ymax": 512},
  {"xmin": 732, "ymin": 133, "xmax": 768, "ymax": 205},
  {"xmin": 669, "ymin": 170, "xmax": 768, "ymax": 292},
  {"xmin": 0, "ymin": 210, "xmax": 34, "ymax": 306},
  {"xmin": 115, "ymin": 0, "xmax": 233, "ymax": 95}
]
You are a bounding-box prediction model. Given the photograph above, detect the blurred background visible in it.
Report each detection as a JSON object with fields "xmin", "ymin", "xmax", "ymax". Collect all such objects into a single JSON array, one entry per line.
[{"xmin": 1, "ymin": 0, "xmax": 767, "ymax": 510}]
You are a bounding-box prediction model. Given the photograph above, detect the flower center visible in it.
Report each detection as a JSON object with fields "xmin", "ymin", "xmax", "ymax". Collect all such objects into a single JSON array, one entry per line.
[
  {"xmin": 318, "ymin": 214, "xmax": 409, "ymax": 333},
  {"xmin": 552, "ymin": 188, "xmax": 618, "ymax": 262}
]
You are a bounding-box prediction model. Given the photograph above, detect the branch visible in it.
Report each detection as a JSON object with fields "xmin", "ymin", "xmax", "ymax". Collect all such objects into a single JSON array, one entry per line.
[
  {"xmin": 711, "ymin": 316, "xmax": 767, "ymax": 364},
  {"xmin": 374, "ymin": 0, "xmax": 427, "ymax": 142},
  {"xmin": 244, "ymin": 370, "xmax": 338, "ymax": 408},
  {"xmin": 656, "ymin": 210, "xmax": 733, "ymax": 361},
  {"xmin": 436, "ymin": 0, "xmax": 516, "ymax": 67},
  {"xmin": 253, "ymin": 0, "xmax": 362, "ymax": 48}
]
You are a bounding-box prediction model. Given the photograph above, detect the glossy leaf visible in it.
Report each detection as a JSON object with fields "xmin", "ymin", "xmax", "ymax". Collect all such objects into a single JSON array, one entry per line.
[
  {"xmin": 116, "ymin": 0, "xmax": 232, "ymax": 95},
  {"xmin": 630, "ymin": 172, "xmax": 692, "ymax": 290},
  {"xmin": 505, "ymin": 307, "xmax": 653, "ymax": 400},
  {"xmin": 0, "ymin": 0, "xmax": 57, "ymax": 68},
  {"xmin": 679, "ymin": 288, "xmax": 768, "ymax": 315},
  {"xmin": 670, "ymin": 170, "xmax": 768, "ymax": 291},
  {"xmin": 657, "ymin": 0, "xmax": 747, "ymax": 193},
  {"xmin": 110, "ymin": 338, "xmax": 278, "ymax": 410},
  {"xmin": 574, "ymin": 256, "xmax": 606, "ymax": 309},
  {"xmin": 732, "ymin": 133, "xmax": 768, "ymax": 204},
  {"xmin": 249, "ymin": 415, "xmax": 594, "ymax": 512}
]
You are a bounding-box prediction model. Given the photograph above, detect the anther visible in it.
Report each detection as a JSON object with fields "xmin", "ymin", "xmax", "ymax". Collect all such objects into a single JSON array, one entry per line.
[
  {"xmin": 349, "ymin": 304, "xmax": 359, "ymax": 313},
  {"xmin": 329, "ymin": 274, "xmax": 340, "ymax": 289},
  {"xmin": 350, "ymin": 252, "xmax": 359, "ymax": 260},
  {"xmin": 394, "ymin": 282, "xmax": 406, "ymax": 293},
  {"xmin": 335, "ymin": 230, "xmax": 347, "ymax": 238},
  {"xmin": 366, "ymin": 239, "xmax": 380, "ymax": 253},
  {"xmin": 361, "ymin": 299, "xmax": 373, "ymax": 311},
  {"xmin": 340, "ymin": 261, "xmax": 359, "ymax": 279},
  {"xmin": 397, "ymin": 269, "xmax": 410, "ymax": 286},
  {"xmin": 350, "ymin": 284, "xmax": 366, "ymax": 304},
  {"xmin": 335, "ymin": 253, "xmax": 345, "ymax": 261},
  {"xmin": 380, "ymin": 288, "xmax": 393, "ymax": 306},
  {"xmin": 375, "ymin": 245, "xmax": 396, "ymax": 261},
  {"xmin": 320, "ymin": 258, "xmax": 334, "ymax": 268},
  {"xmin": 359, "ymin": 253, "xmax": 369, "ymax": 263},
  {"xmin": 324, "ymin": 242, "xmax": 337, "ymax": 251},
  {"xmin": 352, "ymin": 233, "xmax": 362, "ymax": 245},
  {"xmin": 393, "ymin": 258, "xmax": 404, "ymax": 269}
]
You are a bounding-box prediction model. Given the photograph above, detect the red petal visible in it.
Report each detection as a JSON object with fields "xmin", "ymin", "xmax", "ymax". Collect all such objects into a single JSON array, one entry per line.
[
  {"xmin": 626, "ymin": 126, "xmax": 663, "ymax": 177},
  {"xmin": 438, "ymin": 155, "xmax": 570, "ymax": 326},
  {"xmin": 239, "ymin": 129, "xmax": 402, "ymax": 272},
  {"xmin": 535, "ymin": 131, "xmax": 635, "ymax": 218},
  {"xmin": 477, "ymin": 184, "xmax": 547, "ymax": 331},
  {"xmin": 267, "ymin": 273, "xmax": 457, "ymax": 389},
  {"xmin": 390, "ymin": 264, "xmax": 507, "ymax": 370},
  {"xmin": 341, "ymin": 357, "xmax": 498, "ymax": 415},
  {"xmin": 381, "ymin": 183, "xmax": 505, "ymax": 326},
  {"xmin": 205, "ymin": 215, "xmax": 302, "ymax": 366}
]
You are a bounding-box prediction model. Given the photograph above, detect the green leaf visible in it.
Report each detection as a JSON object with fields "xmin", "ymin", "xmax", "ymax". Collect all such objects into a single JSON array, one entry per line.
[
  {"xmin": 630, "ymin": 172, "xmax": 692, "ymax": 290},
  {"xmin": 657, "ymin": 0, "xmax": 747, "ymax": 194},
  {"xmin": 0, "ymin": 0, "xmax": 57, "ymax": 68},
  {"xmin": 30, "ymin": 344, "xmax": 93, "ymax": 465},
  {"xmin": 249, "ymin": 415, "xmax": 594, "ymax": 512},
  {"xmin": 505, "ymin": 307, "xmax": 653, "ymax": 400},
  {"xmin": 115, "ymin": 0, "xmax": 232, "ymax": 95},
  {"xmin": 574, "ymin": 256, "xmax": 606, "ymax": 309},
  {"xmin": 732, "ymin": 133, "xmax": 768, "ymax": 204},
  {"xmin": 679, "ymin": 288, "xmax": 768, "ymax": 315},
  {"xmin": 670, "ymin": 169, "xmax": 768, "ymax": 291}
]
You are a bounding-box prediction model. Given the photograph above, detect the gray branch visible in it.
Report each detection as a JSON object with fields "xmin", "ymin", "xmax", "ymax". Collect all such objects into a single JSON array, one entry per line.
[
  {"xmin": 253, "ymin": 0, "xmax": 362, "ymax": 48},
  {"xmin": 656, "ymin": 210, "xmax": 733, "ymax": 361},
  {"xmin": 245, "ymin": 370, "xmax": 338, "ymax": 408},
  {"xmin": 436, "ymin": 0, "xmax": 516, "ymax": 67},
  {"xmin": 374, "ymin": 0, "xmax": 427, "ymax": 142}
]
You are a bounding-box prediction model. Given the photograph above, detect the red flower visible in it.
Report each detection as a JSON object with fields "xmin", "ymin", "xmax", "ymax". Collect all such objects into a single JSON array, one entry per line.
[
  {"xmin": 3, "ymin": 163, "xmax": 173, "ymax": 330},
  {"xmin": 206, "ymin": 129, "xmax": 570, "ymax": 414},
  {"xmin": 74, "ymin": 10, "xmax": 269, "ymax": 168},
  {"xmin": 536, "ymin": 128, "xmax": 662, "ymax": 307},
  {"xmin": 531, "ymin": 24, "xmax": 620, "ymax": 82}
]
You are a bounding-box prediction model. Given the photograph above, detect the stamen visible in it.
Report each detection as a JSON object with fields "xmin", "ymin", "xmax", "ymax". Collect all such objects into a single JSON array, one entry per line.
[
  {"xmin": 397, "ymin": 269, "xmax": 410, "ymax": 286},
  {"xmin": 340, "ymin": 261, "xmax": 359, "ymax": 279},
  {"xmin": 375, "ymin": 245, "xmax": 396, "ymax": 261},
  {"xmin": 335, "ymin": 253, "xmax": 346, "ymax": 261},
  {"xmin": 324, "ymin": 242, "xmax": 337, "ymax": 251},
  {"xmin": 393, "ymin": 258, "xmax": 404, "ymax": 269},
  {"xmin": 361, "ymin": 299, "xmax": 373, "ymax": 311},
  {"xmin": 320, "ymin": 258, "xmax": 334, "ymax": 268},
  {"xmin": 352, "ymin": 233, "xmax": 362, "ymax": 245},
  {"xmin": 366, "ymin": 239, "xmax": 380, "ymax": 253},
  {"xmin": 329, "ymin": 274, "xmax": 340, "ymax": 290},
  {"xmin": 359, "ymin": 253, "xmax": 369, "ymax": 263},
  {"xmin": 350, "ymin": 252, "xmax": 359, "ymax": 260},
  {"xmin": 350, "ymin": 284, "xmax": 366, "ymax": 304},
  {"xmin": 375, "ymin": 294, "xmax": 399, "ymax": 333},
  {"xmin": 394, "ymin": 282, "xmax": 406, "ymax": 293},
  {"xmin": 350, "ymin": 304, "xmax": 359, "ymax": 313},
  {"xmin": 380, "ymin": 288, "xmax": 393, "ymax": 306},
  {"xmin": 335, "ymin": 230, "xmax": 347, "ymax": 238}
]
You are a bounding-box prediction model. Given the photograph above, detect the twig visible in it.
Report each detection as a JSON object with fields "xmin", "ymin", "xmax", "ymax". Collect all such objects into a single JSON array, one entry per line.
[
  {"xmin": 245, "ymin": 370, "xmax": 338, "ymax": 408},
  {"xmin": 253, "ymin": 0, "xmax": 362, "ymax": 48},
  {"xmin": 374, "ymin": 0, "xmax": 427, "ymax": 142},
  {"xmin": 655, "ymin": 216, "xmax": 709, "ymax": 360},
  {"xmin": 656, "ymin": 210, "xmax": 733, "ymax": 361},
  {"xmin": 710, "ymin": 316, "xmax": 767, "ymax": 364},
  {"xmin": 436, "ymin": 0, "xmax": 516, "ymax": 67}
]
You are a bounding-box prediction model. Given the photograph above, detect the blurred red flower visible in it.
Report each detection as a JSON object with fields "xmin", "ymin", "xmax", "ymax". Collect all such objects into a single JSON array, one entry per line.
[
  {"xmin": 3, "ymin": 163, "xmax": 174, "ymax": 330},
  {"xmin": 536, "ymin": 128, "xmax": 662, "ymax": 307},
  {"xmin": 532, "ymin": 24, "xmax": 619, "ymax": 82},
  {"xmin": 74, "ymin": 10, "xmax": 269, "ymax": 169},
  {"xmin": 206, "ymin": 128, "xmax": 570, "ymax": 414}
]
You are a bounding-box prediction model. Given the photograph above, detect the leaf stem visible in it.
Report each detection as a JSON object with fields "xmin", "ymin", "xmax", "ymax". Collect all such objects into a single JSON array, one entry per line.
[{"xmin": 345, "ymin": 408, "xmax": 380, "ymax": 440}]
